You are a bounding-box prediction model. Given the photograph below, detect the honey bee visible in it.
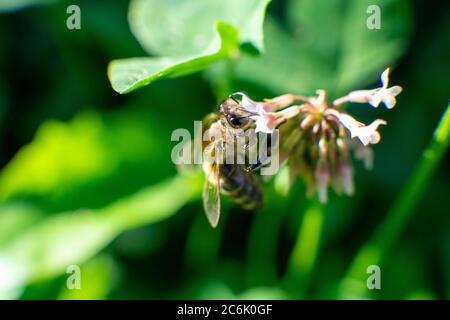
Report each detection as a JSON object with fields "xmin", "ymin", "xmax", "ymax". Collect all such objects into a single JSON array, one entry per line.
[{"xmin": 201, "ymin": 93, "xmax": 264, "ymax": 228}]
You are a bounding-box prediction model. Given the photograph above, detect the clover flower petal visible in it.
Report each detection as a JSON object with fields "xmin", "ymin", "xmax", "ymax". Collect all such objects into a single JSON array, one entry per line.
[
  {"xmin": 337, "ymin": 114, "xmax": 386, "ymax": 146},
  {"xmin": 235, "ymin": 92, "xmax": 300, "ymax": 134},
  {"xmin": 343, "ymin": 68, "xmax": 402, "ymax": 109}
]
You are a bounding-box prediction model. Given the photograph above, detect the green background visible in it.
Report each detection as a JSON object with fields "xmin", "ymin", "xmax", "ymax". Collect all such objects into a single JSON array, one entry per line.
[{"xmin": 0, "ymin": 0, "xmax": 449, "ymax": 299}]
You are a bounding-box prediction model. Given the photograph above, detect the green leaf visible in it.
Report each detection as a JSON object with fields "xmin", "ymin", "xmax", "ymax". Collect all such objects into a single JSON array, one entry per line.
[
  {"xmin": 0, "ymin": 107, "xmax": 175, "ymax": 208},
  {"xmin": 0, "ymin": 203, "xmax": 42, "ymax": 246},
  {"xmin": 108, "ymin": 22, "xmax": 238, "ymax": 94},
  {"xmin": 238, "ymin": 287, "xmax": 289, "ymax": 300},
  {"xmin": 234, "ymin": 17, "xmax": 332, "ymax": 96},
  {"xmin": 0, "ymin": 0, "xmax": 55, "ymax": 13},
  {"xmin": 58, "ymin": 255, "xmax": 115, "ymax": 300},
  {"xmin": 0, "ymin": 173, "xmax": 202, "ymax": 298},
  {"xmin": 235, "ymin": 0, "xmax": 412, "ymax": 95},
  {"xmin": 108, "ymin": 0, "xmax": 271, "ymax": 94},
  {"xmin": 332, "ymin": 0, "xmax": 412, "ymax": 91},
  {"xmin": 0, "ymin": 112, "xmax": 118, "ymax": 201}
]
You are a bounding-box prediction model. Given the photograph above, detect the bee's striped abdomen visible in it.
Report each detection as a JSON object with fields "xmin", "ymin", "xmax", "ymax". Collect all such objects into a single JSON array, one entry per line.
[{"xmin": 220, "ymin": 164, "xmax": 263, "ymax": 210}]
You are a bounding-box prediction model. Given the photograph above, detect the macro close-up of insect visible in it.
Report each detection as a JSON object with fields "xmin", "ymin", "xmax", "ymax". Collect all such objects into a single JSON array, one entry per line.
[
  {"xmin": 1, "ymin": 0, "xmax": 449, "ymax": 306},
  {"xmin": 201, "ymin": 94, "xmax": 264, "ymax": 228}
]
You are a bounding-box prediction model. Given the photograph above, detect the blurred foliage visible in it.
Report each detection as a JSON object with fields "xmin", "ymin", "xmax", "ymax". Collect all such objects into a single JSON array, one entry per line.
[
  {"xmin": 0, "ymin": 0, "xmax": 449, "ymax": 300},
  {"xmin": 0, "ymin": 0, "xmax": 56, "ymax": 13},
  {"xmin": 233, "ymin": 0, "xmax": 412, "ymax": 96}
]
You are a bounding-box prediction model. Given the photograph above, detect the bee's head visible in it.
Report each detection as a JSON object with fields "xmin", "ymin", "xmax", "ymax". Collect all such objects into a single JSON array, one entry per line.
[{"xmin": 219, "ymin": 93, "xmax": 254, "ymax": 129}]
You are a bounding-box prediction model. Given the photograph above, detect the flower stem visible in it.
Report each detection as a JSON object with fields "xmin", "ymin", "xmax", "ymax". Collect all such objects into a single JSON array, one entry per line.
[
  {"xmin": 339, "ymin": 104, "xmax": 450, "ymax": 298},
  {"xmin": 283, "ymin": 200, "xmax": 325, "ymax": 298}
]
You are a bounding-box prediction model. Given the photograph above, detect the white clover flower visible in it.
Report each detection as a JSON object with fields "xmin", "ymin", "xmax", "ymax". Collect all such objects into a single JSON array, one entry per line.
[
  {"xmin": 336, "ymin": 113, "xmax": 387, "ymax": 146},
  {"xmin": 345, "ymin": 68, "xmax": 403, "ymax": 109},
  {"xmin": 227, "ymin": 67, "xmax": 401, "ymax": 204}
]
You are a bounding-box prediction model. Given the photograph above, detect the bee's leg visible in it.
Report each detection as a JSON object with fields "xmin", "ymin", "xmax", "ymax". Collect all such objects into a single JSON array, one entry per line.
[
  {"xmin": 245, "ymin": 160, "xmax": 263, "ymax": 172},
  {"xmin": 244, "ymin": 133, "xmax": 273, "ymax": 172}
]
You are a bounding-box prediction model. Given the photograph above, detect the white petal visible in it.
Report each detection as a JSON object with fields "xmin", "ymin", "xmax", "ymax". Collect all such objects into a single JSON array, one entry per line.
[
  {"xmin": 388, "ymin": 85, "xmax": 403, "ymax": 96},
  {"xmin": 380, "ymin": 68, "xmax": 390, "ymax": 88},
  {"xmin": 338, "ymin": 113, "xmax": 387, "ymax": 146},
  {"xmin": 382, "ymin": 94, "xmax": 396, "ymax": 109},
  {"xmin": 336, "ymin": 113, "xmax": 364, "ymax": 135},
  {"xmin": 368, "ymin": 90, "xmax": 384, "ymax": 108},
  {"xmin": 252, "ymin": 116, "xmax": 272, "ymax": 134},
  {"xmin": 347, "ymin": 90, "xmax": 371, "ymax": 103},
  {"xmin": 352, "ymin": 119, "xmax": 387, "ymax": 146},
  {"xmin": 278, "ymin": 105, "xmax": 300, "ymax": 119},
  {"xmin": 369, "ymin": 131, "xmax": 381, "ymax": 144},
  {"xmin": 232, "ymin": 92, "xmax": 259, "ymax": 112}
]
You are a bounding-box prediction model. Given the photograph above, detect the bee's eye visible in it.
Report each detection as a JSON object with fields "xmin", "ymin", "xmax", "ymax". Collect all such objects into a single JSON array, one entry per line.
[{"xmin": 227, "ymin": 115, "xmax": 248, "ymax": 128}]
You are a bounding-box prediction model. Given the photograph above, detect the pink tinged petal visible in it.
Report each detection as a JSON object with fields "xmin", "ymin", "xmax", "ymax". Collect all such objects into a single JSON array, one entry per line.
[
  {"xmin": 338, "ymin": 113, "xmax": 386, "ymax": 146},
  {"xmin": 243, "ymin": 99, "xmax": 277, "ymax": 134},
  {"xmin": 347, "ymin": 90, "xmax": 372, "ymax": 103},
  {"xmin": 339, "ymin": 161, "xmax": 354, "ymax": 195},
  {"xmin": 345, "ymin": 68, "xmax": 402, "ymax": 109},
  {"xmin": 314, "ymin": 89, "xmax": 327, "ymax": 106},
  {"xmin": 336, "ymin": 113, "xmax": 365, "ymax": 133},
  {"xmin": 300, "ymin": 114, "xmax": 316, "ymax": 130},
  {"xmin": 237, "ymin": 93, "xmax": 259, "ymax": 112},
  {"xmin": 312, "ymin": 122, "xmax": 321, "ymax": 135},
  {"xmin": 315, "ymin": 161, "xmax": 330, "ymax": 203},
  {"xmin": 354, "ymin": 144, "xmax": 374, "ymax": 170},
  {"xmin": 318, "ymin": 138, "xmax": 327, "ymax": 159},
  {"xmin": 278, "ymin": 105, "xmax": 300, "ymax": 120},
  {"xmin": 347, "ymin": 88, "xmax": 383, "ymax": 107},
  {"xmin": 252, "ymin": 110, "xmax": 283, "ymax": 134}
]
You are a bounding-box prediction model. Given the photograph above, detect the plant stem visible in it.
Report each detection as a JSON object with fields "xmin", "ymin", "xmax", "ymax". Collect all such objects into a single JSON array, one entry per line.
[
  {"xmin": 283, "ymin": 200, "xmax": 325, "ymax": 298},
  {"xmin": 339, "ymin": 104, "xmax": 450, "ymax": 298}
]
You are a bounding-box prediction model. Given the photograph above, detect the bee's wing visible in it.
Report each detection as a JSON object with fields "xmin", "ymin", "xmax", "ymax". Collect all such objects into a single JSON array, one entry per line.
[
  {"xmin": 202, "ymin": 133, "xmax": 222, "ymax": 230},
  {"xmin": 203, "ymin": 162, "xmax": 221, "ymax": 228}
]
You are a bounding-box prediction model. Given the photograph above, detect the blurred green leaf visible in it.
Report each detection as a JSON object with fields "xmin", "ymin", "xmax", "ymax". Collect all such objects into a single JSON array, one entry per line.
[
  {"xmin": 234, "ymin": 17, "xmax": 331, "ymax": 95},
  {"xmin": 58, "ymin": 255, "xmax": 115, "ymax": 300},
  {"xmin": 0, "ymin": 106, "xmax": 177, "ymax": 210},
  {"xmin": 0, "ymin": 173, "xmax": 202, "ymax": 297},
  {"xmin": 0, "ymin": 112, "xmax": 118, "ymax": 201},
  {"xmin": 235, "ymin": 0, "xmax": 412, "ymax": 95},
  {"xmin": 0, "ymin": 203, "xmax": 42, "ymax": 246},
  {"xmin": 238, "ymin": 287, "xmax": 289, "ymax": 300},
  {"xmin": 192, "ymin": 281, "xmax": 236, "ymax": 300},
  {"xmin": 108, "ymin": 0, "xmax": 271, "ymax": 93},
  {"xmin": 0, "ymin": 0, "xmax": 55, "ymax": 13},
  {"xmin": 339, "ymin": 104, "xmax": 450, "ymax": 299}
]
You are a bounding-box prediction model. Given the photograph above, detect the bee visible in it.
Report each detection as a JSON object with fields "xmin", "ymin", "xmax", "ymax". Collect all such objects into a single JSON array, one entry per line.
[{"xmin": 201, "ymin": 93, "xmax": 264, "ymax": 228}]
